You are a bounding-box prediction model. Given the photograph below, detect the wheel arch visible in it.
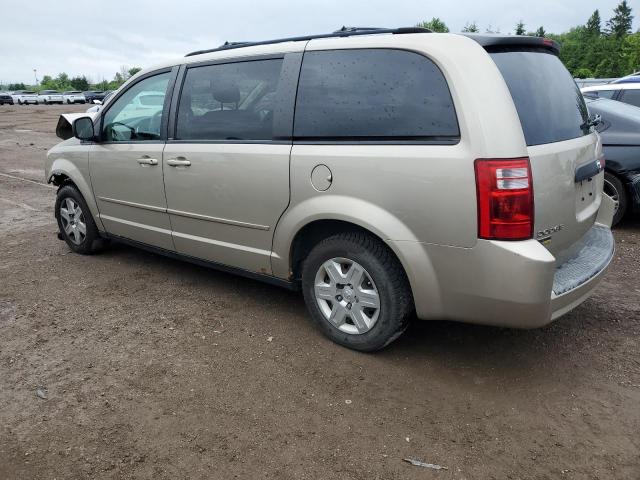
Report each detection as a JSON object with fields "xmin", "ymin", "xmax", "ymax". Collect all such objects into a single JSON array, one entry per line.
[
  {"xmin": 271, "ymin": 197, "xmax": 444, "ymax": 318},
  {"xmin": 48, "ymin": 161, "xmax": 104, "ymax": 231}
]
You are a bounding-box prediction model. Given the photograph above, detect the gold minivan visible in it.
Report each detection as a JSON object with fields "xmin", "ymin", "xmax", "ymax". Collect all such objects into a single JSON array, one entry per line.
[{"xmin": 47, "ymin": 28, "xmax": 615, "ymax": 351}]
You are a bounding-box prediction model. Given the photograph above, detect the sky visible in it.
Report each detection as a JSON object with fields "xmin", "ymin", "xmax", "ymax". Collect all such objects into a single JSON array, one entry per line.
[{"xmin": 0, "ymin": 0, "xmax": 635, "ymax": 84}]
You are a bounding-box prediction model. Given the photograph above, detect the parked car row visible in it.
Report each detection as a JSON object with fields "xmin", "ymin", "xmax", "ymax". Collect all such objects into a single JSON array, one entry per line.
[{"xmin": 0, "ymin": 90, "xmax": 113, "ymax": 105}]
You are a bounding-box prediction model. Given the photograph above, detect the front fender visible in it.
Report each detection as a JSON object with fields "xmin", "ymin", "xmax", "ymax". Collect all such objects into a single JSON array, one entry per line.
[
  {"xmin": 48, "ymin": 156, "xmax": 104, "ymax": 232},
  {"xmin": 271, "ymin": 196, "xmax": 444, "ymax": 318}
]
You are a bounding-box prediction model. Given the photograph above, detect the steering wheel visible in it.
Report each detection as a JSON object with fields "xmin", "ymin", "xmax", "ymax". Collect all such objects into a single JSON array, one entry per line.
[{"xmin": 108, "ymin": 122, "xmax": 136, "ymax": 141}]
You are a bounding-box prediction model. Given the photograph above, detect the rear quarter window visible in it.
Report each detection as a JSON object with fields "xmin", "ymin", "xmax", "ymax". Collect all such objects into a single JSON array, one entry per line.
[
  {"xmin": 490, "ymin": 50, "xmax": 590, "ymax": 146},
  {"xmin": 294, "ymin": 49, "xmax": 459, "ymax": 142}
]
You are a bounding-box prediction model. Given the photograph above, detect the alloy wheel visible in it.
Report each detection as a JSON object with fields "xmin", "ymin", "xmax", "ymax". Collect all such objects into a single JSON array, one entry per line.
[
  {"xmin": 314, "ymin": 257, "xmax": 381, "ymax": 335},
  {"xmin": 59, "ymin": 197, "xmax": 87, "ymax": 245}
]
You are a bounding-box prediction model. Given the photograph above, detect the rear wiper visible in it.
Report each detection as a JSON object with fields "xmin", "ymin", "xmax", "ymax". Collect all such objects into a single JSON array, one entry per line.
[{"xmin": 581, "ymin": 114, "xmax": 602, "ymax": 130}]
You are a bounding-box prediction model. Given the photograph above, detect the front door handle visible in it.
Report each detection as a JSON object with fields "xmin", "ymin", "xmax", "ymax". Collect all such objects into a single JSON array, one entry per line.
[
  {"xmin": 137, "ymin": 156, "xmax": 158, "ymax": 166},
  {"xmin": 167, "ymin": 158, "xmax": 191, "ymax": 167}
]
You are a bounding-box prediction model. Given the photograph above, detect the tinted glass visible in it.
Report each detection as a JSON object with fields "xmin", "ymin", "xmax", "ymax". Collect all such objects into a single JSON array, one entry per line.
[
  {"xmin": 176, "ymin": 59, "xmax": 284, "ymax": 141},
  {"xmin": 102, "ymin": 72, "xmax": 170, "ymax": 142},
  {"xmin": 595, "ymin": 90, "xmax": 617, "ymax": 99},
  {"xmin": 490, "ymin": 50, "xmax": 589, "ymax": 146},
  {"xmin": 620, "ymin": 89, "xmax": 640, "ymax": 108},
  {"xmin": 294, "ymin": 49, "xmax": 459, "ymax": 141}
]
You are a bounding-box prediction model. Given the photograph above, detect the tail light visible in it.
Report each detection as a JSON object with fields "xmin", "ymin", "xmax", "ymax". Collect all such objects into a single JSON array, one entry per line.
[{"xmin": 474, "ymin": 158, "xmax": 534, "ymax": 240}]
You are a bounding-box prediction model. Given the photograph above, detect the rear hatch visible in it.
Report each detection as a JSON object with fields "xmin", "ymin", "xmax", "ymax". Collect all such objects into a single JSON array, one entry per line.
[{"xmin": 489, "ymin": 47, "xmax": 601, "ymax": 256}]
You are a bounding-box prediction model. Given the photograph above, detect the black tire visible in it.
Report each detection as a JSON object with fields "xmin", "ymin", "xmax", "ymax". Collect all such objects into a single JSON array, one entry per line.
[
  {"xmin": 301, "ymin": 231, "xmax": 413, "ymax": 352},
  {"xmin": 55, "ymin": 185, "xmax": 104, "ymax": 254},
  {"xmin": 604, "ymin": 172, "xmax": 627, "ymax": 227}
]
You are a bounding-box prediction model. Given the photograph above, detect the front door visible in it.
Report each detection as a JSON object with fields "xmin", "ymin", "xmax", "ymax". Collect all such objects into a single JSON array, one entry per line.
[
  {"xmin": 163, "ymin": 56, "xmax": 297, "ymax": 273},
  {"xmin": 89, "ymin": 70, "xmax": 175, "ymax": 250}
]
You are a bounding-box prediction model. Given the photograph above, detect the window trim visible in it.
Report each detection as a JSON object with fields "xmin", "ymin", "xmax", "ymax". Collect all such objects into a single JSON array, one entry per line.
[
  {"xmin": 95, "ymin": 66, "xmax": 179, "ymax": 144},
  {"xmin": 291, "ymin": 47, "xmax": 461, "ymax": 146},
  {"xmin": 167, "ymin": 53, "xmax": 302, "ymax": 144}
]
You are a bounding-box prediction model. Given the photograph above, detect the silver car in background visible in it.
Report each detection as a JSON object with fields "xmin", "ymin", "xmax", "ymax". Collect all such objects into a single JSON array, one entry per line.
[
  {"xmin": 13, "ymin": 90, "xmax": 38, "ymax": 104},
  {"xmin": 63, "ymin": 91, "xmax": 86, "ymax": 104},
  {"xmin": 37, "ymin": 90, "xmax": 64, "ymax": 105}
]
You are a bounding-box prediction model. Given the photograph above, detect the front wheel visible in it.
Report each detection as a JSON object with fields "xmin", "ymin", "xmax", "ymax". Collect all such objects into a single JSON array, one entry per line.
[
  {"xmin": 55, "ymin": 185, "xmax": 103, "ymax": 254},
  {"xmin": 301, "ymin": 231, "xmax": 413, "ymax": 352},
  {"xmin": 604, "ymin": 172, "xmax": 627, "ymax": 226}
]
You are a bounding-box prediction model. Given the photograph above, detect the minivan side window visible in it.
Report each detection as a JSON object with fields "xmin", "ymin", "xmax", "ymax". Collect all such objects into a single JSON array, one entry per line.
[
  {"xmin": 176, "ymin": 59, "xmax": 284, "ymax": 141},
  {"xmin": 620, "ymin": 89, "xmax": 640, "ymax": 108},
  {"xmin": 293, "ymin": 49, "xmax": 460, "ymax": 142},
  {"xmin": 102, "ymin": 72, "xmax": 171, "ymax": 142}
]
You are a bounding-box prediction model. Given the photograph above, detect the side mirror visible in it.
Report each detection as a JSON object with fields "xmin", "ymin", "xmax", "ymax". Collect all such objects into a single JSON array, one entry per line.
[{"xmin": 72, "ymin": 117, "xmax": 95, "ymax": 141}]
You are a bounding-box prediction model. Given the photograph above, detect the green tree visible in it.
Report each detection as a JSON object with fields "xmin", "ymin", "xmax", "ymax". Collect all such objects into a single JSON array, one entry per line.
[
  {"xmin": 574, "ymin": 67, "xmax": 594, "ymax": 78},
  {"xmin": 622, "ymin": 32, "xmax": 640, "ymax": 73},
  {"xmin": 535, "ymin": 26, "xmax": 546, "ymax": 37},
  {"xmin": 56, "ymin": 72, "xmax": 69, "ymax": 86},
  {"xmin": 586, "ymin": 10, "xmax": 601, "ymax": 35},
  {"xmin": 515, "ymin": 21, "xmax": 526, "ymax": 35},
  {"xmin": 606, "ymin": 0, "xmax": 633, "ymax": 38},
  {"xmin": 39, "ymin": 75, "xmax": 57, "ymax": 90},
  {"xmin": 128, "ymin": 67, "xmax": 142, "ymax": 78},
  {"xmin": 70, "ymin": 75, "xmax": 89, "ymax": 91},
  {"xmin": 462, "ymin": 22, "xmax": 479, "ymax": 33},
  {"xmin": 417, "ymin": 18, "xmax": 449, "ymax": 33}
]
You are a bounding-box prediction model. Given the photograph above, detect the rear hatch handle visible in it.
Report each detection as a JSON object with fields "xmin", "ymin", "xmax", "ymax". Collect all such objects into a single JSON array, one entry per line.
[{"xmin": 575, "ymin": 157, "xmax": 604, "ymax": 183}]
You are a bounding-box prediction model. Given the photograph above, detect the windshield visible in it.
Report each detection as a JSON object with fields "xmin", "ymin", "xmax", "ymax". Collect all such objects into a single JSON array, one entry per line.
[{"xmin": 490, "ymin": 49, "xmax": 590, "ymax": 146}]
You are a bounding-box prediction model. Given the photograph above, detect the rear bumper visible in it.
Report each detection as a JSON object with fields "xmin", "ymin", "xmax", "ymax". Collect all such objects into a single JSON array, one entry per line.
[
  {"xmin": 393, "ymin": 199, "xmax": 615, "ymax": 328},
  {"xmin": 549, "ymin": 224, "xmax": 614, "ymax": 320}
]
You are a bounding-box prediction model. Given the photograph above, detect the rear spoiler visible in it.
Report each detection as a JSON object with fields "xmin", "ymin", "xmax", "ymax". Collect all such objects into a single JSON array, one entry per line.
[
  {"xmin": 56, "ymin": 113, "xmax": 96, "ymax": 140},
  {"xmin": 461, "ymin": 33, "xmax": 560, "ymax": 55}
]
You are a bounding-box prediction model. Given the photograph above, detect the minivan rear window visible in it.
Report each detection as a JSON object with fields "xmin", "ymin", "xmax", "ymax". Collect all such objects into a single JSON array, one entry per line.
[{"xmin": 490, "ymin": 50, "xmax": 590, "ymax": 146}]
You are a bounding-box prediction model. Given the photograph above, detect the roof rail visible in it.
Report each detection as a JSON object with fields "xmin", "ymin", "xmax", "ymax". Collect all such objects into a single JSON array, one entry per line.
[{"xmin": 185, "ymin": 26, "xmax": 431, "ymax": 57}]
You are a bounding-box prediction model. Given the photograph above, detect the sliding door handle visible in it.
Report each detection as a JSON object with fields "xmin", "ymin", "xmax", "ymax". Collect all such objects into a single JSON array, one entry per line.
[
  {"xmin": 167, "ymin": 158, "xmax": 191, "ymax": 167},
  {"xmin": 137, "ymin": 156, "xmax": 158, "ymax": 166}
]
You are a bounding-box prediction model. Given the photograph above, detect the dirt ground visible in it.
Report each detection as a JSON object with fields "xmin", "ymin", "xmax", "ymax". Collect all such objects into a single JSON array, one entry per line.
[{"xmin": 0, "ymin": 104, "xmax": 638, "ymax": 480}]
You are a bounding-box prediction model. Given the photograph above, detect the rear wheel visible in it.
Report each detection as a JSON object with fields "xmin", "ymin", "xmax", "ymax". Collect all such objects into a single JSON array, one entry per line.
[
  {"xmin": 55, "ymin": 185, "xmax": 104, "ymax": 254},
  {"xmin": 301, "ymin": 231, "xmax": 413, "ymax": 352},
  {"xmin": 604, "ymin": 172, "xmax": 627, "ymax": 226}
]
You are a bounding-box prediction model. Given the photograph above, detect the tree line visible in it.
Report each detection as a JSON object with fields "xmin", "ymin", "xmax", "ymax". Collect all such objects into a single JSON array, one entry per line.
[
  {"xmin": 1, "ymin": 66, "xmax": 142, "ymax": 92},
  {"xmin": 418, "ymin": 0, "xmax": 637, "ymax": 78}
]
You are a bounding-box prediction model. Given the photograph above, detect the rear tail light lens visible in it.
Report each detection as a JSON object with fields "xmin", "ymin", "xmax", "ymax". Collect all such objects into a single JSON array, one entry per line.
[{"xmin": 475, "ymin": 158, "xmax": 534, "ymax": 240}]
